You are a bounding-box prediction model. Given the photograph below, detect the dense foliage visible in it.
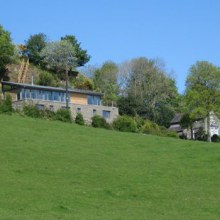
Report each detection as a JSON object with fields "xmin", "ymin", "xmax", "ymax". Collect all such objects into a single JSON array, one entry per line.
[
  {"xmin": 0, "ymin": 94, "xmax": 13, "ymax": 114},
  {"xmin": 91, "ymin": 115, "xmax": 109, "ymax": 129},
  {"xmin": 55, "ymin": 109, "xmax": 72, "ymax": 123},
  {"xmin": 0, "ymin": 24, "xmax": 14, "ymax": 79},
  {"xmin": 113, "ymin": 116, "xmax": 137, "ymax": 132},
  {"xmin": 61, "ymin": 35, "xmax": 90, "ymax": 67},
  {"xmin": 25, "ymin": 33, "xmax": 47, "ymax": 65},
  {"xmin": 184, "ymin": 61, "xmax": 220, "ymax": 141},
  {"xmin": 75, "ymin": 113, "xmax": 85, "ymax": 125}
]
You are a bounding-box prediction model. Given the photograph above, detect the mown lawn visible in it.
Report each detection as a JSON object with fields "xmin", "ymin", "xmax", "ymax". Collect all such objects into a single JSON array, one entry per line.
[{"xmin": 0, "ymin": 114, "xmax": 220, "ymax": 219}]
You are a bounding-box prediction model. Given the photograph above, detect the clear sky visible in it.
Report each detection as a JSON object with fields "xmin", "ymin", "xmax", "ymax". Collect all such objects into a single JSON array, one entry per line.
[{"xmin": 1, "ymin": 0, "xmax": 220, "ymax": 93}]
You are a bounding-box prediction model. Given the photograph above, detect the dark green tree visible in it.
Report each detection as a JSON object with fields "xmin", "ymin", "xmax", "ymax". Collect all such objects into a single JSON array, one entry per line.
[
  {"xmin": 61, "ymin": 35, "xmax": 90, "ymax": 67},
  {"xmin": 0, "ymin": 24, "xmax": 14, "ymax": 78},
  {"xmin": 26, "ymin": 33, "xmax": 48, "ymax": 65}
]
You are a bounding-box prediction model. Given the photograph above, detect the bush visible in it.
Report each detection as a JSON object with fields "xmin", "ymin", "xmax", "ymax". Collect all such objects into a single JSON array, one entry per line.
[
  {"xmin": 40, "ymin": 109, "xmax": 56, "ymax": 120},
  {"xmin": 141, "ymin": 120, "xmax": 178, "ymax": 138},
  {"xmin": 211, "ymin": 134, "xmax": 220, "ymax": 142},
  {"xmin": 55, "ymin": 109, "xmax": 72, "ymax": 123},
  {"xmin": 141, "ymin": 120, "xmax": 160, "ymax": 135},
  {"xmin": 134, "ymin": 115, "xmax": 145, "ymax": 131},
  {"xmin": 75, "ymin": 113, "xmax": 84, "ymax": 125},
  {"xmin": 163, "ymin": 130, "xmax": 179, "ymax": 138},
  {"xmin": 91, "ymin": 115, "xmax": 109, "ymax": 129},
  {"xmin": 113, "ymin": 116, "xmax": 137, "ymax": 132},
  {"xmin": 0, "ymin": 94, "xmax": 13, "ymax": 114},
  {"xmin": 195, "ymin": 127, "xmax": 208, "ymax": 141},
  {"xmin": 23, "ymin": 105, "xmax": 41, "ymax": 118},
  {"xmin": 38, "ymin": 71, "xmax": 56, "ymax": 86}
]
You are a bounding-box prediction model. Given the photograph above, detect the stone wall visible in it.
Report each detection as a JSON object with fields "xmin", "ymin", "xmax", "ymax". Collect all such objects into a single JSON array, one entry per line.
[{"xmin": 13, "ymin": 99, "xmax": 119, "ymax": 124}]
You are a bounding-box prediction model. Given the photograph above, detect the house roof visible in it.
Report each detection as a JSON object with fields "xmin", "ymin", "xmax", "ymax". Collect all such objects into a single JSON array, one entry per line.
[
  {"xmin": 1, "ymin": 81, "xmax": 103, "ymax": 96},
  {"xmin": 170, "ymin": 113, "xmax": 182, "ymax": 124},
  {"xmin": 168, "ymin": 125, "xmax": 183, "ymax": 132}
]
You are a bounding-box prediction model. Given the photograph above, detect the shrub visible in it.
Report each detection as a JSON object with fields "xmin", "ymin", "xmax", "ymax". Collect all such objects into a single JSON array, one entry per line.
[
  {"xmin": 163, "ymin": 130, "xmax": 179, "ymax": 138},
  {"xmin": 141, "ymin": 120, "xmax": 161, "ymax": 135},
  {"xmin": 55, "ymin": 109, "xmax": 72, "ymax": 123},
  {"xmin": 38, "ymin": 70, "xmax": 56, "ymax": 86},
  {"xmin": 113, "ymin": 116, "xmax": 137, "ymax": 132},
  {"xmin": 140, "ymin": 120, "xmax": 178, "ymax": 138},
  {"xmin": 0, "ymin": 94, "xmax": 13, "ymax": 114},
  {"xmin": 23, "ymin": 105, "xmax": 41, "ymax": 118},
  {"xmin": 134, "ymin": 115, "xmax": 145, "ymax": 131},
  {"xmin": 91, "ymin": 115, "xmax": 109, "ymax": 129},
  {"xmin": 195, "ymin": 127, "xmax": 208, "ymax": 141},
  {"xmin": 75, "ymin": 113, "xmax": 84, "ymax": 125},
  {"xmin": 211, "ymin": 134, "xmax": 220, "ymax": 142},
  {"xmin": 40, "ymin": 109, "xmax": 56, "ymax": 120}
]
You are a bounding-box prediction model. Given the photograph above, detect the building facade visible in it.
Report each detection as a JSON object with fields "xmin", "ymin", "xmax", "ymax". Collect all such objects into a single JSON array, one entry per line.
[
  {"xmin": 1, "ymin": 81, "xmax": 119, "ymax": 123},
  {"xmin": 169, "ymin": 112, "xmax": 220, "ymax": 139}
]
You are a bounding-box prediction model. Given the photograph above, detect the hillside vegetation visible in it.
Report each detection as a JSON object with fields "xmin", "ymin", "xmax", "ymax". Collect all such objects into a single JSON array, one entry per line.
[{"xmin": 1, "ymin": 115, "xmax": 220, "ymax": 219}]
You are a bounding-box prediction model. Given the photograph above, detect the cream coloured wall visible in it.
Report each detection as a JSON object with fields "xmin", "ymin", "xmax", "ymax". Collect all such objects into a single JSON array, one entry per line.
[{"xmin": 70, "ymin": 93, "xmax": 88, "ymax": 105}]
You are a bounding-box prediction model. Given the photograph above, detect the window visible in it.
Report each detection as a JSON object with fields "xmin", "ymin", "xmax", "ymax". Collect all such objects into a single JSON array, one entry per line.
[
  {"xmin": 103, "ymin": 110, "xmax": 110, "ymax": 119},
  {"xmin": 93, "ymin": 109, "xmax": 97, "ymax": 116},
  {"xmin": 77, "ymin": 108, "xmax": 81, "ymax": 113},
  {"xmin": 35, "ymin": 104, "xmax": 44, "ymax": 110},
  {"xmin": 88, "ymin": 95, "xmax": 101, "ymax": 105}
]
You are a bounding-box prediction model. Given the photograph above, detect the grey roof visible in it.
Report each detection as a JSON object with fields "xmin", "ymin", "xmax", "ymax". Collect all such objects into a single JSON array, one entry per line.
[
  {"xmin": 1, "ymin": 81, "xmax": 103, "ymax": 96},
  {"xmin": 168, "ymin": 125, "xmax": 183, "ymax": 132},
  {"xmin": 170, "ymin": 113, "xmax": 183, "ymax": 124}
]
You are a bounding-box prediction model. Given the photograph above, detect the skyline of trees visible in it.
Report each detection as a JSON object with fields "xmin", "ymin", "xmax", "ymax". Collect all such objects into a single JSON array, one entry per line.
[{"xmin": 2, "ymin": 24, "xmax": 220, "ymax": 133}]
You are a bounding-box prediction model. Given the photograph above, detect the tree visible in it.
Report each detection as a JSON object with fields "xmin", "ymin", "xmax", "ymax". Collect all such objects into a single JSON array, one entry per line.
[
  {"xmin": 122, "ymin": 57, "xmax": 179, "ymax": 125},
  {"xmin": 73, "ymin": 74, "xmax": 94, "ymax": 90},
  {"xmin": 184, "ymin": 61, "xmax": 220, "ymax": 142},
  {"xmin": 93, "ymin": 61, "xmax": 119, "ymax": 105},
  {"xmin": 61, "ymin": 35, "xmax": 90, "ymax": 67},
  {"xmin": 180, "ymin": 113, "xmax": 195, "ymax": 139},
  {"xmin": 38, "ymin": 70, "xmax": 56, "ymax": 87},
  {"xmin": 40, "ymin": 40, "xmax": 77, "ymax": 107},
  {"xmin": 0, "ymin": 24, "xmax": 14, "ymax": 78},
  {"xmin": 26, "ymin": 33, "xmax": 48, "ymax": 65}
]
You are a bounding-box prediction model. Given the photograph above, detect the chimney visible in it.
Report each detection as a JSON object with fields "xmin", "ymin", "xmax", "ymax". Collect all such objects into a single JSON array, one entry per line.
[{"xmin": 31, "ymin": 75, "xmax": 34, "ymax": 85}]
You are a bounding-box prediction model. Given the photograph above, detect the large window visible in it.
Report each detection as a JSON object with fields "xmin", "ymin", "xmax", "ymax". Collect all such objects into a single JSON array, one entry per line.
[
  {"xmin": 88, "ymin": 95, "xmax": 101, "ymax": 105},
  {"xmin": 20, "ymin": 89, "xmax": 67, "ymax": 103}
]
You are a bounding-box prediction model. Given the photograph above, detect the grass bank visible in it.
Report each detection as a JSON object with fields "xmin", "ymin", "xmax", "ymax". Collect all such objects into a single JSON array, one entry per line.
[{"xmin": 0, "ymin": 114, "xmax": 220, "ymax": 219}]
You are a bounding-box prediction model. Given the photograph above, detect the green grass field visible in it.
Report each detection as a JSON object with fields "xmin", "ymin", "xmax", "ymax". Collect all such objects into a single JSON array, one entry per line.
[{"xmin": 1, "ymin": 114, "xmax": 220, "ymax": 219}]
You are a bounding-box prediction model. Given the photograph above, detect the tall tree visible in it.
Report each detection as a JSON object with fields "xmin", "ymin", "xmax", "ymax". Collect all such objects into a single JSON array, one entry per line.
[
  {"xmin": 61, "ymin": 35, "xmax": 90, "ymax": 67},
  {"xmin": 0, "ymin": 24, "xmax": 14, "ymax": 78},
  {"xmin": 93, "ymin": 61, "xmax": 119, "ymax": 105},
  {"xmin": 122, "ymin": 57, "xmax": 179, "ymax": 125},
  {"xmin": 40, "ymin": 40, "xmax": 77, "ymax": 107},
  {"xmin": 26, "ymin": 33, "xmax": 48, "ymax": 65},
  {"xmin": 184, "ymin": 61, "xmax": 220, "ymax": 142}
]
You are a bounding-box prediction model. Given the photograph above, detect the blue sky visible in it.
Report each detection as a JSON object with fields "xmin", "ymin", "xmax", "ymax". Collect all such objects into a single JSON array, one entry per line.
[{"xmin": 1, "ymin": 0, "xmax": 220, "ymax": 93}]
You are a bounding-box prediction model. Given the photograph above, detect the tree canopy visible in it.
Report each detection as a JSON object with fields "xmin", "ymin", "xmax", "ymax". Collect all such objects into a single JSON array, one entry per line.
[
  {"xmin": 184, "ymin": 61, "xmax": 220, "ymax": 141},
  {"xmin": 118, "ymin": 57, "xmax": 179, "ymax": 126},
  {"xmin": 61, "ymin": 35, "xmax": 90, "ymax": 67},
  {"xmin": 93, "ymin": 61, "xmax": 119, "ymax": 105},
  {"xmin": 25, "ymin": 33, "xmax": 48, "ymax": 65},
  {"xmin": 40, "ymin": 40, "xmax": 77, "ymax": 73},
  {"xmin": 0, "ymin": 24, "xmax": 14, "ymax": 78}
]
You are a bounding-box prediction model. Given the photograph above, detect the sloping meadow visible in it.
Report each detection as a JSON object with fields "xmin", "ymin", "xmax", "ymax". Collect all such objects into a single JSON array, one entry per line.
[{"xmin": 0, "ymin": 115, "xmax": 220, "ymax": 220}]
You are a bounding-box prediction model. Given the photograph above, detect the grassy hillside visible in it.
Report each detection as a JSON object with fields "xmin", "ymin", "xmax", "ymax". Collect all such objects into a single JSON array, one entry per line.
[{"xmin": 1, "ymin": 115, "xmax": 220, "ymax": 219}]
